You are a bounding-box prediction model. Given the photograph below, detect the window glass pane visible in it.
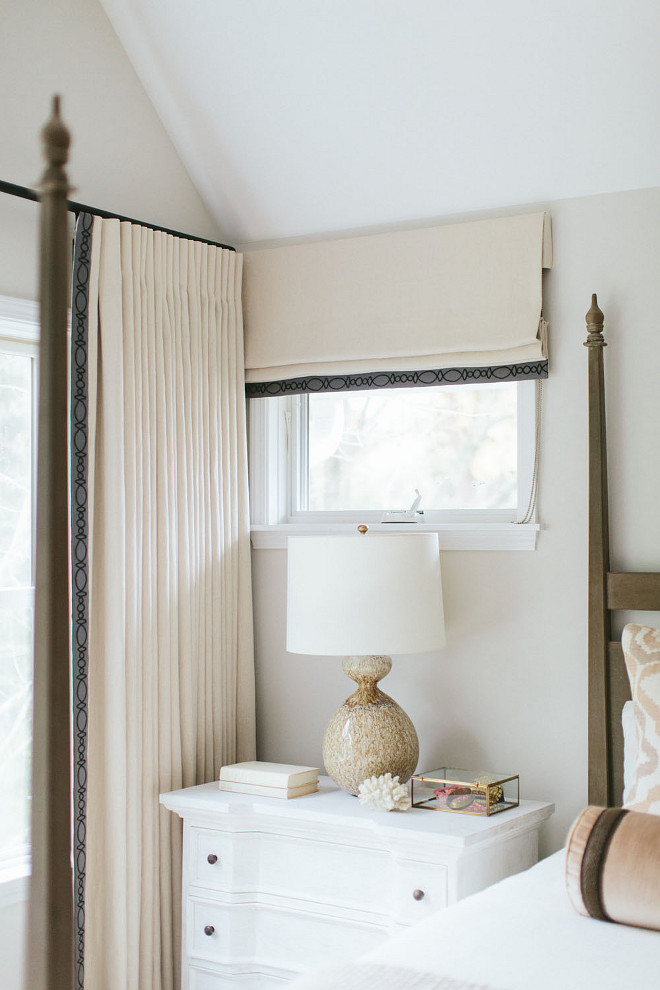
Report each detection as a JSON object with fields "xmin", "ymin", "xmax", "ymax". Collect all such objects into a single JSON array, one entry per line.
[
  {"xmin": 0, "ymin": 604, "xmax": 33, "ymax": 857},
  {"xmin": 0, "ymin": 349, "xmax": 34, "ymax": 866},
  {"xmin": 0, "ymin": 353, "xmax": 33, "ymax": 587},
  {"xmin": 307, "ymin": 383, "xmax": 517, "ymax": 511}
]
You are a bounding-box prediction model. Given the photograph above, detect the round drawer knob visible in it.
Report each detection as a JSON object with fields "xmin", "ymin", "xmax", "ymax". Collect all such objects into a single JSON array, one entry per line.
[
  {"xmin": 412, "ymin": 889, "xmax": 425, "ymax": 901},
  {"xmin": 207, "ymin": 853, "xmax": 218, "ymax": 865},
  {"xmin": 203, "ymin": 925, "xmax": 215, "ymax": 937}
]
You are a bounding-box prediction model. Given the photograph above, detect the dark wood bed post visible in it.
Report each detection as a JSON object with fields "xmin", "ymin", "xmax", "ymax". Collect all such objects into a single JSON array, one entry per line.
[
  {"xmin": 585, "ymin": 294, "xmax": 611, "ymax": 807},
  {"xmin": 27, "ymin": 97, "xmax": 74, "ymax": 989},
  {"xmin": 584, "ymin": 295, "xmax": 660, "ymax": 808}
]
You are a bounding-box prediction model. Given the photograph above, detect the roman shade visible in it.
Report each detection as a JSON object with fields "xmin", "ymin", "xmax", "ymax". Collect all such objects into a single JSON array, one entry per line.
[{"xmin": 243, "ymin": 211, "xmax": 551, "ymax": 396}]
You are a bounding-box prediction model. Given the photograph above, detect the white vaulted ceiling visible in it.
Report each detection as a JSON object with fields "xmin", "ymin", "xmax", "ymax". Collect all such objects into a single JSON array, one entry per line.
[{"xmin": 100, "ymin": 0, "xmax": 660, "ymax": 245}]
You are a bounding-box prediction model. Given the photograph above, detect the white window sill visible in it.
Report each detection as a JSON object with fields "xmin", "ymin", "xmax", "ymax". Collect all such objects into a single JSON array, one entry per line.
[{"xmin": 250, "ymin": 522, "xmax": 540, "ymax": 551}]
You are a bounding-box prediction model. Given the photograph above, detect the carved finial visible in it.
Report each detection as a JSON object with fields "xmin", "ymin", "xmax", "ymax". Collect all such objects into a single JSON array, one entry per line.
[
  {"xmin": 38, "ymin": 96, "xmax": 71, "ymax": 196},
  {"xmin": 584, "ymin": 293, "xmax": 606, "ymax": 348}
]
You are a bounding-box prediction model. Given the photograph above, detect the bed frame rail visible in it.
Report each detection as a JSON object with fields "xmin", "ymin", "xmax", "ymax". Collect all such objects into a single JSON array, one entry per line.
[{"xmin": 607, "ymin": 572, "xmax": 660, "ymax": 610}]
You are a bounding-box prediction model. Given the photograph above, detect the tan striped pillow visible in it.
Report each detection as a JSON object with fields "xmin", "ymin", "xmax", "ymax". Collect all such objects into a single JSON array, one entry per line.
[
  {"xmin": 566, "ymin": 805, "xmax": 660, "ymax": 929},
  {"xmin": 622, "ymin": 623, "xmax": 660, "ymax": 814}
]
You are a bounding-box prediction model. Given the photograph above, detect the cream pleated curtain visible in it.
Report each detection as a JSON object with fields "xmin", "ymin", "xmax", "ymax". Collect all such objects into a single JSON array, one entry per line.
[{"xmin": 80, "ymin": 216, "xmax": 255, "ymax": 990}]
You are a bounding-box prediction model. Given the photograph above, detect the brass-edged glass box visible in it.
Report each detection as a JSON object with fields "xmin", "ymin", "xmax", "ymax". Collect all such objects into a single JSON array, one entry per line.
[{"xmin": 411, "ymin": 767, "xmax": 519, "ymax": 816}]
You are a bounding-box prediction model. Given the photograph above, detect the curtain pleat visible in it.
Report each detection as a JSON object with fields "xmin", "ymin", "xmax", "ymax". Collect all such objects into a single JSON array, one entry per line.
[{"xmin": 73, "ymin": 214, "xmax": 255, "ymax": 990}]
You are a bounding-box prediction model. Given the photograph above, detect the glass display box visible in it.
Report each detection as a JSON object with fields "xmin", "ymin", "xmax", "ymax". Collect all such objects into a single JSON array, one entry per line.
[{"xmin": 411, "ymin": 767, "xmax": 519, "ymax": 816}]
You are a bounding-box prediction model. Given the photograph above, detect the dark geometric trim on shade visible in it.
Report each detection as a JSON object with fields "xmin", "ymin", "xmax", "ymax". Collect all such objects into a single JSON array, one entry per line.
[
  {"xmin": 70, "ymin": 212, "xmax": 93, "ymax": 990},
  {"xmin": 245, "ymin": 360, "xmax": 548, "ymax": 397}
]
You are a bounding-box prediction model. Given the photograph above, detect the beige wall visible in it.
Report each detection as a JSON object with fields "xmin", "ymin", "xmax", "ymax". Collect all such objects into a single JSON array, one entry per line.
[
  {"xmin": 251, "ymin": 185, "xmax": 660, "ymax": 857},
  {"xmin": 0, "ymin": 0, "xmax": 222, "ymax": 303},
  {"xmin": 0, "ymin": 2, "xmax": 221, "ymax": 987}
]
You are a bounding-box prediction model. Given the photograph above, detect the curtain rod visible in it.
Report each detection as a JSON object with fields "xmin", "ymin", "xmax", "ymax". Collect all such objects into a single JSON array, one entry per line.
[{"xmin": 0, "ymin": 177, "xmax": 236, "ymax": 253}]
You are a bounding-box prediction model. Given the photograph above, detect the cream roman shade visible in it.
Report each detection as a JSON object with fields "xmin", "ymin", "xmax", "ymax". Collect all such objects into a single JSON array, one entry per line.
[{"xmin": 243, "ymin": 211, "xmax": 551, "ymax": 395}]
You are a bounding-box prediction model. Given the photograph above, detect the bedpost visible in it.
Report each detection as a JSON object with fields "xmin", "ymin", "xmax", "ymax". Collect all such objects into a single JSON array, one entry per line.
[
  {"xmin": 584, "ymin": 294, "xmax": 612, "ymax": 806},
  {"xmin": 27, "ymin": 96, "xmax": 74, "ymax": 989}
]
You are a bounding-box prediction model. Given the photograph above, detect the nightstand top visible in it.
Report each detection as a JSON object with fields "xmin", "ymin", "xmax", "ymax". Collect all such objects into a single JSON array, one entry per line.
[{"xmin": 161, "ymin": 776, "xmax": 553, "ymax": 848}]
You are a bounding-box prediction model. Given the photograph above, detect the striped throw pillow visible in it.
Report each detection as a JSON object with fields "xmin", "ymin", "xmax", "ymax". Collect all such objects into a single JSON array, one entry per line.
[
  {"xmin": 566, "ymin": 805, "xmax": 660, "ymax": 929},
  {"xmin": 622, "ymin": 623, "xmax": 660, "ymax": 814}
]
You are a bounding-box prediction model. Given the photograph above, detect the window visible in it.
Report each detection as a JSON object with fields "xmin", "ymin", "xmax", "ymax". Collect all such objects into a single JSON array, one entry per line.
[
  {"xmin": 248, "ymin": 380, "xmax": 540, "ymax": 550},
  {"xmin": 0, "ymin": 297, "xmax": 38, "ymax": 901},
  {"xmin": 300, "ymin": 384, "xmax": 517, "ymax": 513}
]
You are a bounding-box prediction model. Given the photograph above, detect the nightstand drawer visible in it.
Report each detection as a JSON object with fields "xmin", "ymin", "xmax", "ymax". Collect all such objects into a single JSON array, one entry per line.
[
  {"xmin": 192, "ymin": 827, "xmax": 234, "ymax": 887},
  {"xmin": 191, "ymin": 825, "xmax": 392, "ymax": 914},
  {"xmin": 190, "ymin": 897, "xmax": 233, "ymax": 960},
  {"xmin": 189, "ymin": 895, "xmax": 387, "ymax": 971},
  {"xmin": 393, "ymin": 860, "xmax": 448, "ymax": 924},
  {"xmin": 190, "ymin": 963, "xmax": 289, "ymax": 989},
  {"xmin": 258, "ymin": 833, "xmax": 391, "ymax": 912}
]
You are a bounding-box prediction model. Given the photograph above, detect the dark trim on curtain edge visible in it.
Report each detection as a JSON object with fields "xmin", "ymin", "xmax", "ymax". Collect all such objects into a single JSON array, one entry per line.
[
  {"xmin": 71, "ymin": 212, "xmax": 93, "ymax": 990},
  {"xmin": 245, "ymin": 360, "xmax": 549, "ymax": 397},
  {"xmin": 0, "ymin": 177, "xmax": 236, "ymax": 253}
]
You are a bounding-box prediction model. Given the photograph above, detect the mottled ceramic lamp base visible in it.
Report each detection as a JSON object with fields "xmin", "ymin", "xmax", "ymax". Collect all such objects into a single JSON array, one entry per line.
[{"xmin": 322, "ymin": 655, "xmax": 419, "ymax": 795}]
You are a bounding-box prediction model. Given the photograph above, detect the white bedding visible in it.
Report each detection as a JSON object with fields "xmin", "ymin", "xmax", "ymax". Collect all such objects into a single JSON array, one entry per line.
[{"xmin": 290, "ymin": 851, "xmax": 660, "ymax": 990}]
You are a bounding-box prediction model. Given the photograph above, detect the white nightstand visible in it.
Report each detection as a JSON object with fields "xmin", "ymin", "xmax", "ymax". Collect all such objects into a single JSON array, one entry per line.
[{"xmin": 161, "ymin": 777, "xmax": 553, "ymax": 989}]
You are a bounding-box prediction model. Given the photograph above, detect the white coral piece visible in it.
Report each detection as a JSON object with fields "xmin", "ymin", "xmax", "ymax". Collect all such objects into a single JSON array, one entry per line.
[{"xmin": 357, "ymin": 773, "xmax": 411, "ymax": 812}]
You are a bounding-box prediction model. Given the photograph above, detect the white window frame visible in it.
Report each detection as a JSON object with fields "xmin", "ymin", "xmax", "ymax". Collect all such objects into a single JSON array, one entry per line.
[
  {"xmin": 0, "ymin": 294, "xmax": 39, "ymax": 906},
  {"xmin": 248, "ymin": 380, "xmax": 541, "ymax": 550}
]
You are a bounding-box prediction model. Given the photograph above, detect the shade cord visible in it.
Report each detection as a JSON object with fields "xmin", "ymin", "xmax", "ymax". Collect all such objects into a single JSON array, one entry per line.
[{"xmin": 515, "ymin": 378, "xmax": 542, "ymax": 525}]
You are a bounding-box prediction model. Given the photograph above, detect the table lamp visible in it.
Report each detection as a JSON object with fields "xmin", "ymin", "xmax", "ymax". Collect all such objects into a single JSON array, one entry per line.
[{"xmin": 286, "ymin": 528, "xmax": 445, "ymax": 794}]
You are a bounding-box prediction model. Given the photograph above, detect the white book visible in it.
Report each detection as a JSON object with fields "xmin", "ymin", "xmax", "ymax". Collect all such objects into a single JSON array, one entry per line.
[
  {"xmin": 219, "ymin": 780, "xmax": 318, "ymax": 799},
  {"xmin": 219, "ymin": 761, "xmax": 319, "ymax": 788}
]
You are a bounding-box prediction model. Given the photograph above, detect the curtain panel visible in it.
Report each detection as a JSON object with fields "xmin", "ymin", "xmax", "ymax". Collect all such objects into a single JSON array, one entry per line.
[
  {"xmin": 70, "ymin": 214, "xmax": 256, "ymax": 990},
  {"xmin": 243, "ymin": 212, "xmax": 551, "ymax": 396}
]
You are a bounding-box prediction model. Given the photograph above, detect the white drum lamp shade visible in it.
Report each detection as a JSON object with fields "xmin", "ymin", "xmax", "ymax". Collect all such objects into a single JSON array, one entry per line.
[
  {"xmin": 287, "ymin": 533, "xmax": 445, "ymax": 656},
  {"xmin": 286, "ymin": 532, "xmax": 445, "ymax": 794}
]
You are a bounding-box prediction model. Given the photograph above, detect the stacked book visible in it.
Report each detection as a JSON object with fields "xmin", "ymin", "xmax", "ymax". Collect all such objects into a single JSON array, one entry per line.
[{"xmin": 219, "ymin": 761, "xmax": 319, "ymax": 799}]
